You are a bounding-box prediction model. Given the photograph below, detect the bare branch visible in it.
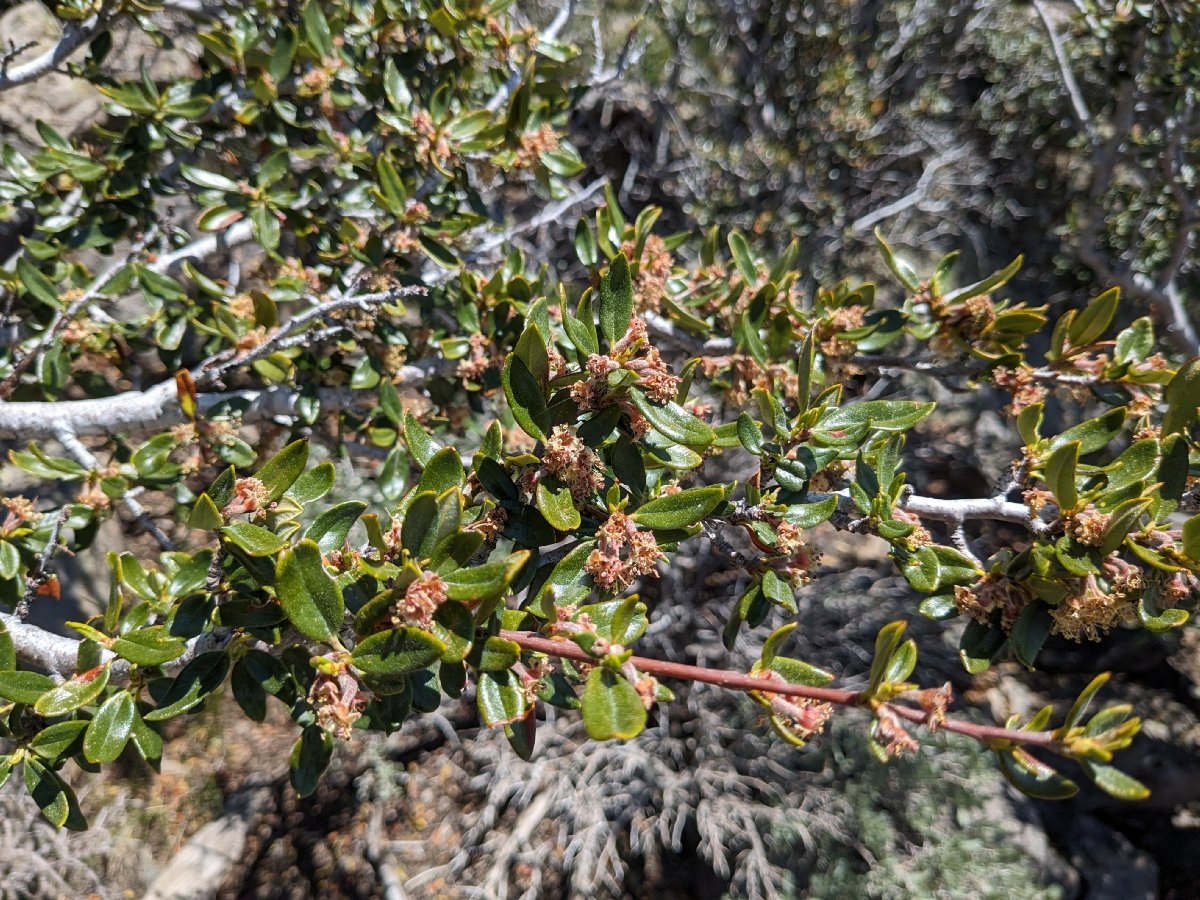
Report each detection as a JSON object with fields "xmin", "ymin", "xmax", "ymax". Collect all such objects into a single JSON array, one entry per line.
[
  {"xmin": 1030, "ymin": 0, "xmax": 1093, "ymax": 140},
  {"xmin": 0, "ymin": 5, "xmax": 123, "ymax": 92}
]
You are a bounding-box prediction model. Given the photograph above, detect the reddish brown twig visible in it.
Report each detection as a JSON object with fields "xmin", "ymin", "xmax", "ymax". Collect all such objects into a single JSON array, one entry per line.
[{"xmin": 500, "ymin": 629, "xmax": 1060, "ymax": 749}]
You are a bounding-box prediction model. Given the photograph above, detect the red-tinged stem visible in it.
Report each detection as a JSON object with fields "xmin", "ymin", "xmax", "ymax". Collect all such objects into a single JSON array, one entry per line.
[{"xmin": 500, "ymin": 630, "xmax": 1061, "ymax": 750}]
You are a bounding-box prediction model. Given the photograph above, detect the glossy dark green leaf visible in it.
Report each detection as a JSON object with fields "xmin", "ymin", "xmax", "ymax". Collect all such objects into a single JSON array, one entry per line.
[
  {"xmin": 536, "ymin": 480, "xmax": 581, "ymax": 531},
  {"xmin": 1044, "ymin": 440, "xmax": 1080, "ymax": 513},
  {"xmin": 34, "ymin": 665, "xmax": 110, "ymax": 717},
  {"xmin": 288, "ymin": 461, "xmax": 336, "ymax": 504},
  {"xmin": 819, "ymin": 400, "xmax": 935, "ymax": 434},
  {"xmin": 83, "ymin": 692, "xmax": 135, "ymax": 763},
  {"xmin": 351, "ymin": 627, "xmax": 445, "ymax": 676},
  {"xmin": 0, "ymin": 670, "xmax": 55, "ymax": 705},
  {"xmin": 1068, "ymin": 287, "xmax": 1119, "ymax": 347},
  {"xmin": 477, "ymin": 669, "xmax": 527, "ymax": 727},
  {"xmin": 442, "ymin": 551, "xmax": 529, "ymax": 602},
  {"xmin": 188, "ymin": 493, "xmax": 224, "ymax": 530},
  {"xmin": 1047, "ymin": 407, "xmax": 1126, "ymax": 454},
  {"xmin": 581, "ymin": 668, "xmax": 647, "ymax": 741},
  {"xmin": 111, "ymin": 627, "xmax": 187, "ymax": 667},
  {"xmin": 598, "ymin": 253, "xmax": 634, "ymax": 343},
  {"xmin": 630, "ymin": 390, "xmax": 714, "ymax": 447},
  {"xmin": 997, "ymin": 748, "xmax": 1077, "ymax": 800},
  {"xmin": 727, "ymin": 231, "xmax": 757, "ymax": 284},
  {"xmin": 305, "ymin": 500, "xmax": 367, "ymax": 555},
  {"xmin": 1162, "ymin": 357, "xmax": 1200, "ymax": 435},
  {"xmin": 23, "ymin": 756, "xmax": 86, "ymax": 829},
  {"xmin": 529, "ymin": 540, "xmax": 596, "ymax": 618},
  {"xmin": 1010, "ymin": 602, "xmax": 1052, "ymax": 669},
  {"xmin": 502, "ymin": 353, "xmax": 549, "ymax": 441},
  {"xmin": 631, "ymin": 485, "xmax": 725, "ymax": 530},
  {"xmin": 144, "ymin": 652, "xmax": 230, "ymax": 721},
  {"xmin": 276, "ymin": 538, "xmax": 343, "ymax": 643},
  {"xmin": 959, "ymin": 617, "xmax": 1004, "ymax": 674},
  {"xmin": 220, "ymin": 523, "xmax": 287, "ymax": 557},
  {"xmin": 255, "ymin": 440, "xmax": 309, "ymax": 500},
  {"xmin": 290, "ymin": 726, "xmax": 333, "ymax": 798}
]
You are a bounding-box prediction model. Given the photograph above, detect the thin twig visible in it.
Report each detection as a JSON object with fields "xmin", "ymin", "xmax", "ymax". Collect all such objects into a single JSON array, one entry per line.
[
  {"xmin": 499, "ymin": 629, "xmax": 1061, "ymax": 749},
  {"xmin": 15, "ymin": 507, "xmax": 70, "ymax": 620}
]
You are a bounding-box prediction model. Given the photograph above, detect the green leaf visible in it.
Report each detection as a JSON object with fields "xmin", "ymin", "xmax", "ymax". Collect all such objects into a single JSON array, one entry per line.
[
  {"xmin": 866, "ymin": 621, "xmax": 908, "ymax": 694},
  {"xmin": 819, "ymin": 400, "xmax": 935, "ymax": 434},
  {"xmin": 1044, "ymin": 440, "xmax": 1080, "ymax": 513},
  {"xmin": 304, "ymin": 500, "xmax": 367, "ymax": 555},
  {"xmin": 404, "ymin": 412, "xmax": 440, "ymax": 467},
  {"xmin": 1010, "ymin": 602, "xmax": 1052, "ymax": 669},
  {"xmin": 1100, "ymin": 498, "xmax": 1152, "ymax": 555},
  {"xmin": 529, "ymin": 541, "xmax": 596, "ymax": 618},
  {"xmin": 144, "ymin": 652, "xmax": 230, "ymax": 721},
  {"xmin": 581, "ymin": 668, "xmax": 647, "ymax": 740},
  {"xmin": 290, "ymin": 726, "xmax": 333, "ymax": 798},
  {"xmin": 0, "ymin": 621, "xmax": 13, "ymax": 671},
  {"xmin": 737, "ymin": 413, "xmax": 763, "ymax": 455},
  {"xmin": 502, "ymin": 354, "xmax": 549, "ymax": 441},
  {"xmin": 474, "ymin": 636, "xmax": 521, "ymax": 671},
  {"xmin": 630, "ymin": 390, "xmax": 714, "ymax": 447},
  {"xmin": 882, "ymin": 639, "xmax": 918, "ymax": 684},
  {"xmin": 536, "ymin": 480, "xmax": 581, "ymax": 531},
  {"xmin": 180, "ymin": 164, "xmax": 240, "ymax": 192},
  {"xmin": 17, "ymin": 257, "xmax": 59, "ymax": 306},
  {"xmin": 631, "ymin": 485, "xmax": 725, "ymax": 530},
  {"xmin": 35, "ymin": 665, "xmax": 110, "ymax": 717},
  {"xmin": 23, "ymin": 757, "xmax": 86, "ymax": 829},
  {"xmin": 301, "ymin": 0, "xmax": 334, "ymax": 57},
  {"xmin": 29, "ymin": 720, "xmax": 87, "ymax": 760},
  {"xmin": 417, "ymin": 447, "xmax": 465, "ymax": 496},
  {"xmin": 431, "ymin": 602, "xmax": 474, "ymax": 663},
  {"xmin": 255, "ymin": 440, "xmax": 309, "ymax": 500},
  {"xmin": 1047, "ymin": 407, "xmax": 1126, "ymax": 454},
  {"xmin": 83, "ymin": 692, "xmax": 135, "ymax": 763},
  {"xmin": 111, "ymin": 627, "xmax": 186, "ymax": 666},
  {"xmin": 997, "ymin": 749, "xmax": 1078, "ymax": 800},
  {"xmin": 1081, "ymin": 762, "xmax": 1149, "ymax": 801},
  {"xmin": 0, "ymin": 670, "xmax": 55, "ymax": 705},
  {"xmin": 1068, "ymin": 287, "xmax": 1119, "ymax": 347},
  {"xmin": 874, "ymin": 228, "xmax": 920, "ymax": 291},
  {"xmin": 959, "ymin": 618, "xmax": 1004, "ymax": 674},
  {"xmin": 351, "ymin": 628, "xmax": 445, "ymax": 676},
  {"xmin": 574, "ymin": 217, "xmax": 598, "ymax": 267},
  {"xmin": 288, "ymin": 461, "xmax": 336, "ymax": 504},
  {"xmin": 1063, "ymin": 673, "xmax": 1110, "ymax": 731},
  {"xmin": 443, "ymin": 551, "xmax": 529, "ymax": 602},
  {"xmin": 941, "ymin": 255, "xmax": 1023, "ymax": 305},
  {"xmin": 1171, "ymin": 362, "xmax": 1200, "ymax": 434},
  {"xmin": 220, "ymin": 523, "xmax": 287, "ymax": 557},
  {"xmin": 189, "ymin": 493, "xmax": 224, "ymax": 530},
  {"xmin": 477, "ymin": 669, "xmax": 527, "ymax": 727},
  {"xmin": 727, "ymin": 231, "xmax": 757, "ymax": 284},
  {"xmin": 276, "ymin": 539, "xmax": 343, "ymax": 643},
  {"xmin": 599, "ymin": 253, "xmax": 635, "ymax": 344}
]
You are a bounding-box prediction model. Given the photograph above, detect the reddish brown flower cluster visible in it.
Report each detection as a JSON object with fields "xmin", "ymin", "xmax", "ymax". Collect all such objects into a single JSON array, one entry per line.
[
  {"xmin": 953, "ymin": 572, "xmax": 1031, "ymax": 629},
  {"xmin": 872, "ymin": 706, "xmax": 920, "ymax": 757},
  {"xmin": 308, "ymin": 668, "xmax": 365, "ymax": 740},
  {"xmin": 390, "ymin": 571, "xmax": 448, "ymax": 628},
  {"xmin": 222, "ymin": 477, "xmax": 272, "ymax": 518},
  {"xmin": 515, "ymin": 124, "xmax": 560, "ymax": 168},
  {"xmin": 584, "ymin": 510, "xmax": 665, "ymax": 591},
  {"xmin": 541, "ymin": 425, "xmax": 605, "ymax": 501},
  {"xmin": 620, "ymin": 235, "xmax": 674, "ymax": 311},
  {"xmin": 569, "ymin": 316, "xmax": 681, "ymax": 417},
  {"xmin": 1067, "ymin": 508, "xmax": 1112, "ymax": 547},
  {"xmin": 992, "ymin": 364, "xmax": 1049, "ymax": 417}
]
